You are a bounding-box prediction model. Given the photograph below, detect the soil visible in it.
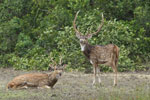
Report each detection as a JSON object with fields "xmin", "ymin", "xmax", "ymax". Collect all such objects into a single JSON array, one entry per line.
[{"xmin": 0, "ymin": 68, "xmax": 150, "ymax": 100}]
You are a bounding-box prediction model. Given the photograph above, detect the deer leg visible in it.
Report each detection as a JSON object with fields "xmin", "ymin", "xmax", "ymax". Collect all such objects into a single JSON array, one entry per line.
[
  {"xmin": 92, "ymin": 64, "xmax": 97, "ymax": 85},
  {"xmin": 44, "ymin": 85, "xmax": 51, "ymax": 89},
  {"xmin": 112, "ymin": 64, "xmax": 118, "ymax": 86},
  {"xmin": 19, "ymin": 85, "xmax": 28, "ymax": 89},
  {"xmin": 97, "ymin": 66, "xmax": 101, "ymax": 84},
  {"xmin": 38, "ymin": 85, "xmax": 51, "ymax": 89}
]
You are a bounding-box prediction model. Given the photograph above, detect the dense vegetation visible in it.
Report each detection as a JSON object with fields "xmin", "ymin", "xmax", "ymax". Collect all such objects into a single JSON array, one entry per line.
[{"xmin": 0, "ymin": 0, "xmax": 150, "ymax": 71}]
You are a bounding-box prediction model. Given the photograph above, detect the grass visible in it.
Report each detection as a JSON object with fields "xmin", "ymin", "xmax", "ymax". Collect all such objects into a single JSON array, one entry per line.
[
  {"xmin": 1, "ymin": 85, "xmax": 149, "ymax": 100},
  {"xmin": 98, "ymin": 85, "xmax": 150, "ymax": 100},
  {"xmin": 1, "ymin": 68, "xmax": 150, "ymax": 100},
  {"xmin": 0, "ymin": 89, "xmax": 28, "ymax": 100}
]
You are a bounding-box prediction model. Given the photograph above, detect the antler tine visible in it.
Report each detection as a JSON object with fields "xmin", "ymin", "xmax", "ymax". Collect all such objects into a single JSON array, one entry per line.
[
  {"xmin": 73, "ymin": 10, "xmax": 82, "ymax": 38},
  {"xmin": 49, "ymin": 57, "xmax": 54, "ymax": 67},
  {"xmin": 59, "ymin": 55, "xmax": 63, "ymax": 65},
  {"xmin": 53, "ymin": 60, "xmax": 57, "ymax": 70},
  {"xmin": 50, "ymin": 57, "xmax": 57, "ymax": 70},
  {"xmin": 89, "ymin": 13, "xmax": 104, "ymax": 35}
]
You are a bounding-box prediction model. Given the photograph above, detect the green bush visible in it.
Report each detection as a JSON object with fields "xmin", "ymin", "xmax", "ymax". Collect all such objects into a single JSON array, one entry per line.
[
  {"xmin": 0, "ymin": 0, "xmax": 149, "ymax": 71},
  {"xmin": 15, "ymin": 33, "xmax": 33, "ymax": 56}
]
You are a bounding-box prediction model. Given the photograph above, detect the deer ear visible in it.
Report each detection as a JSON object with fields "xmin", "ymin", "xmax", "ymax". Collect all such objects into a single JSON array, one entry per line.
[{"xmin": 86, "ymin": 34, "xmax": 92, "ymax": 39}]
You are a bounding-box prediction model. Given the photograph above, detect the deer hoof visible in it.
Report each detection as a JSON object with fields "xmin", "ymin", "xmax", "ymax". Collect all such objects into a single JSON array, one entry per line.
[
  {"xmin": 113, "ymin": 84, "xmax": 117, "ymax": 87},
  {"xmin": 99, "ymin": 83, "xmax": 103, "ymax": 86},
  {"xmin": 92, "ymin": 82, "xmax": 96, "ymax": 86}
]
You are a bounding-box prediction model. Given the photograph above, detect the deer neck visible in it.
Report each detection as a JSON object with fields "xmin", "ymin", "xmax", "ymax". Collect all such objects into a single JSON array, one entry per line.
[
  {"xmin": 80, "ymin": 43, "xmax": 93, "ymax": 59},
  {"xmin": 80, "ymin": 42, "xmax": 91, "ymax": 51},
  {"xmin": 80, "ymin": 43, "xmax": 86, "ymax": 51}
]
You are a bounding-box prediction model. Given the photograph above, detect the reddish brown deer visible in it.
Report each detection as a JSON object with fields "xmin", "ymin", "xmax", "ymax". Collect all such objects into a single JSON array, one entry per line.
[
  {"xmin": 73, "ymin": 11, "xmax": 119, "ymax": 86},
  {"xmin": 7, "ymin": 57, "xmax": 66, "ymax": 89}
]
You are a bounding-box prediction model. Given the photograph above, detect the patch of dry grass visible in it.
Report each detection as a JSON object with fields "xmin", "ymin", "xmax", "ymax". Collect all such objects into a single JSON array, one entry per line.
[{"xmin": 0, "ymin": 68, "xmax": 150, "ymax": 100}]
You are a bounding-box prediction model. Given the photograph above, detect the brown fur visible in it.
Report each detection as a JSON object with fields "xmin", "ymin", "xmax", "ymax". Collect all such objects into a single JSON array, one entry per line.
[
  {"xmin": 88, "ymin": 44, "xmax": 119, "ymax": 65},
  {"xmin": 7, "ymin": 70, "xmax": 62, "ymax": 89}
]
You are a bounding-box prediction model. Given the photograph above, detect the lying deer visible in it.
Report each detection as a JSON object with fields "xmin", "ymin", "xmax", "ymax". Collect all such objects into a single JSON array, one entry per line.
[
  {"xmin": 73, "ymin": 11, "xmax": 119, "ymax": 86},
  {"xmin": 7, "ymin": 57, "xmax": 66, "ymax": 89}
]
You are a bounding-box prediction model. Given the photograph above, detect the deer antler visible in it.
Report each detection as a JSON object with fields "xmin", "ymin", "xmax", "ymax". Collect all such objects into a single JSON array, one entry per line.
[
  {"xmin": 73, "ymin": 11, "xmax": 104, "ymax": 38},
  {"xmin": 49, "ymin": 57, "xmax": 57, "ymax": 70},
  {"xmin": 49, "ymin": 55, "xmax": 66, "ymax": 70},
  {"xmin": 73, "ymin": 11, "xmax": 82, "ymax": 38},
  {"xmin": 88, "ymin": 13, "xmax": 104, "ymax": 36},
  {"xmin": 59, "ymin": 55, "xmax": 63, "ymax": 65},
  {"xmin": 58, "ymin": 55, "xmax": 66, "ymax": 70}
]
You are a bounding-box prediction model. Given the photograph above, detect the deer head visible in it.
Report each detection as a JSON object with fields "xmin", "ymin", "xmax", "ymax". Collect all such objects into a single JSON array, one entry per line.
[
  {"xmin": 48, "ymin": 56, "xmax": 66, "ymax": 80},
  {"xmin": 73, "ymin": 11, "xmax": 104, "ymax": 51}
]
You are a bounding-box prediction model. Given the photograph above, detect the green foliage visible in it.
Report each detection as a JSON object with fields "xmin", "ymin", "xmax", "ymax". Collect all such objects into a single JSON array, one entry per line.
[
  {"xmin": 0, "ymin": 0, "xmax": 149, "ymax": 71},
  {"xmin": 9, "ymin": 54, "xmax": 50, "ymax": 70},
  {"xmin": 15, "ymin": 33, "xmax": 33, "ymax": 56}
]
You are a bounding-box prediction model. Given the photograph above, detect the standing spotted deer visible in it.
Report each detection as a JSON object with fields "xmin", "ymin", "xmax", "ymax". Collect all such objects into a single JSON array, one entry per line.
[
  {"xmin": 73, "ymin": 11, "xmax": 119, "ymax": 86},
  {"xmin": 7, "ymin": 57, "xmax": 66, "ymax": 89}
]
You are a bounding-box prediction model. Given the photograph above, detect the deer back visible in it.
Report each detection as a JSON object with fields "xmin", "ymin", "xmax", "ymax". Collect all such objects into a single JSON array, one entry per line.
[
  {"xmin": 7, "ymin": 73, "xmax": 49, "ymax": 89},
  {"xmin": 89, "ymin": 44, "xmax": 119, "ymax": 65}
]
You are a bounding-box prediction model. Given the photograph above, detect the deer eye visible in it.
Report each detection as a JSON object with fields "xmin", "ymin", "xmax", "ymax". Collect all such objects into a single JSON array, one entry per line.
[
  {"xmin": 80, "ymin": 39, "xmax": 85, "ymax": 43},
  {"xmin": 81, "ymin": 41, "xmax": 87, "ymax": 45}
]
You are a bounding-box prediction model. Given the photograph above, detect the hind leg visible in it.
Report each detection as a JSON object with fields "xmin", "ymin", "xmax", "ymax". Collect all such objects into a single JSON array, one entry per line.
[
  {"xmin": 97, "ymin": 66, "xmax": 102, "ymax": 84},
  {"xmin": 44, "ymin": 85, "xmax": 50, "ymax": 89},
  {"xmin": 37, "ymin": 85, "xmax": 51, "ymax": 89},
  {"xmin": 112, "ymin": 63, "xmax": 118, "ymax": 86},
  {"xmin": 18, "ymin": 85, "xmax": 28, "ymax": 89}
]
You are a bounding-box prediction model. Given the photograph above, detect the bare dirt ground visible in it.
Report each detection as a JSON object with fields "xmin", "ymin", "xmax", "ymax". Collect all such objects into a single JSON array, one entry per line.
[{"xmin": 0, "ymin": 68, "xmax": 150, "ymax": 100}]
